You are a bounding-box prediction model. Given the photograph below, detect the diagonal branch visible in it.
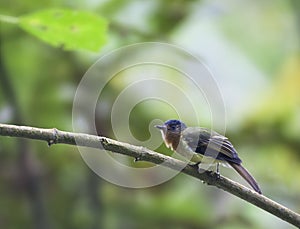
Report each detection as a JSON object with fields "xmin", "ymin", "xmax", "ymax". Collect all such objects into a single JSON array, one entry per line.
[{"xmin": 0, "ymin": 123, "xmax": 299, "ymax": 227}]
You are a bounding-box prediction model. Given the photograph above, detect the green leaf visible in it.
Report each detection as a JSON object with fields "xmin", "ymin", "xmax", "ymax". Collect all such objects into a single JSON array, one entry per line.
[{"xmin": 18, "ymin": 9, "xmax": 108, "ymax": 51}]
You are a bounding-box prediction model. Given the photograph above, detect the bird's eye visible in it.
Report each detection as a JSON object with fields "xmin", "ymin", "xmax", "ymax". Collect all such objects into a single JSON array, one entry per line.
[
  {"xmin": 168, "ymin": 124, "xmax": 180, "ymax": 131},
  {"xmin": 168, "ymin": 125, "xmax": 174, "ymax": 130}
]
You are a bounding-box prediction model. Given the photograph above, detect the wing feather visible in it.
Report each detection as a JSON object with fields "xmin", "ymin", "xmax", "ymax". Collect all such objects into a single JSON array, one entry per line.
[{"xmin": 181, "ymin": 127, "xmax": 241, "ymax": 164}]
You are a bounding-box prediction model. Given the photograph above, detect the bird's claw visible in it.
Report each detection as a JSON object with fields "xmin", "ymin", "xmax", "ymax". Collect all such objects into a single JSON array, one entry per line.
[{"xmin": 189, "ymin": 162, "xmax": 200, "ymax": 169}]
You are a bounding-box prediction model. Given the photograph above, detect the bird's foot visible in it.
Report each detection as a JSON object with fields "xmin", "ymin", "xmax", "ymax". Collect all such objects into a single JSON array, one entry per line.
[
  {"xmin": 206, "ymin": 169, "xmax": 220, "ymax": 179},
  {"xmin": 189, "ymin": 162, "xmax": 200, "ymax": 170},
  {"xmin": 215, "ymin": 163, "xmax": 220, "ymax": 179}
]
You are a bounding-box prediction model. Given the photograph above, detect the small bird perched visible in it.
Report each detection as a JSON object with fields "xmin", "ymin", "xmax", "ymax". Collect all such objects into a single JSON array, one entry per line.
[{"xmin": 155, "ymin": 119, "xmax": 262, "ymax": 194}]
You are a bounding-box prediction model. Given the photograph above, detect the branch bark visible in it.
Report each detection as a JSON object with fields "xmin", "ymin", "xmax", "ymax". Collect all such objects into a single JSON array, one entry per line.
[{"xmin": 0, "ymin": 123, "xmax": 299, "ymax": 227}]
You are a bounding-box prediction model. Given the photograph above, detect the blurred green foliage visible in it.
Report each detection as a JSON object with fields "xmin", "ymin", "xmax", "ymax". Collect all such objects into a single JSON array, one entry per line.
[
  {"xmin": 0, "ymin": 1, "xmax": 299, "ymax": 229},
  {"xmin": 19, "ymin": 9, "xmax": 108, "ymax": 51}
]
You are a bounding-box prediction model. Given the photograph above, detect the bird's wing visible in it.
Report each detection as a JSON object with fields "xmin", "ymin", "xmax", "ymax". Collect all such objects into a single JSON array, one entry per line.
[{"xmin": 182, "ymin": 127, "xmax": 241, "ymax": 163}]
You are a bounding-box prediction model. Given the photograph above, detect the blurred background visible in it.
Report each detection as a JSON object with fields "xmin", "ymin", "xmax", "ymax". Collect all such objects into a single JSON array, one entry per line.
[{"xmin": 1, "ymin": 0, "xmax": 300, "ymax": 228}]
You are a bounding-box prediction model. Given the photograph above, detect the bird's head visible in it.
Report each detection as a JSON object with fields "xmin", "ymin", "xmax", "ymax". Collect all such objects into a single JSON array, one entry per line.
[
  {"xmin": 155, "ymin": 120, "xmax": 187, "ymax": 150},
  {"xmin": 155, "ymin": 119, "xmax": 187, "ymax": 136}
]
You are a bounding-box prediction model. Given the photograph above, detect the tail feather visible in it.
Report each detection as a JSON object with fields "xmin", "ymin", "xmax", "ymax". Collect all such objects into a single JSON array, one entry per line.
[{"xmin": 229, "ymin": 162, "xmax": 262, "ymax": 194}]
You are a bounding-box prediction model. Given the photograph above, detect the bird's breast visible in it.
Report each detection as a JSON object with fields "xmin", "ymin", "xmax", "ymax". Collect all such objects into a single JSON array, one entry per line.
[{"xmin": 164, "ymin": 132, "xmax": 180, "ymax": 151}]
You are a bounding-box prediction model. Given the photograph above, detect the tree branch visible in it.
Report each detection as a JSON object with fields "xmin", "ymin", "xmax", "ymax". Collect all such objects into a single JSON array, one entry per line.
[{"xmin": 0, "ymin": 123, "xmax": 299, "ymax": 227}]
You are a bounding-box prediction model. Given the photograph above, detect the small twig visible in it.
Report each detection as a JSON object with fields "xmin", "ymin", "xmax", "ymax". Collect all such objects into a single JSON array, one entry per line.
[{"xmin": 0, "ymin": 123, "xmax": 299, "ymax": 227}]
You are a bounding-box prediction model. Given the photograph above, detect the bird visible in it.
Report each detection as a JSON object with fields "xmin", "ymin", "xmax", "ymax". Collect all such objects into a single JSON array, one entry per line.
[{"xmin": 155, "ymin": 119, "xmax": 262, "ymax": 194}]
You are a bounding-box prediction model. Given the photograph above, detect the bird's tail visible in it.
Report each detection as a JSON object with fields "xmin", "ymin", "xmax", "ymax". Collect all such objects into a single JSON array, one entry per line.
[{"xmin": 229, "ymin": 162, "xmax": 262, "ymax": 194}]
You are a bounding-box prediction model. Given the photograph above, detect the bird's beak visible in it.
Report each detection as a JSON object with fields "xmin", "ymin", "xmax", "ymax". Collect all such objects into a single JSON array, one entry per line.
[{"xmin": 155, "ymin": 125, "xmax": 166, "ymax": 130}]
